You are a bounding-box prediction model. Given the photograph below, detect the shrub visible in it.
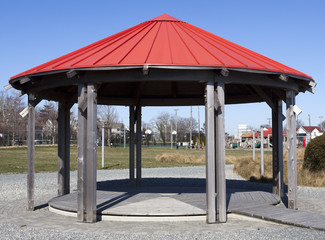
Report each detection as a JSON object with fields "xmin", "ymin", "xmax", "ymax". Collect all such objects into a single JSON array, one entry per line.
[{"xmin": 303, "ymin": 134, "xmax": 325, "ymax": 172}]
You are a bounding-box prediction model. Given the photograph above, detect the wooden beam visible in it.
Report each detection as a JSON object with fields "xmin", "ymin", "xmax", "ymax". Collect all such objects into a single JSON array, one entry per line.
[
  {"xmin": 215, "ymin": 82, "xmax": 227, "ymax": 223},
  {"xmin": 136, "ymin": 105, "xmax": 142, "ymax": 186},
  {"xmin": 205, "ymin": 82, "xmax": 216, "ymax": 223},
  {"xmin": 77, "ymin": 85, "xmax": 87, "ymax": 222},
  {"xmin": 129, "ymin": 106, "xmax": 135, "ymax": 187},
  {"xmin": 86, "ymin": 84, "xmax": 97, "ymax": 222},
  {"xmin": 27, "ymin": 94, "xmax": 36, "ymax": 211},
  {"xmin": 251, "ymin": 85, "xmax": 274, "ymax": 109},
  {"xmin": 58, "ymin": 101, "xmax": 71, "ymax": 196},
  {"xmin": 98, "ymin": 97, "xmax": 205, "ymax": 106},
  {"xmin": 272, "ymin": 98, "xmax": 284, "ymax": 198},
  {"xmin": 286, "ymin": 90, "xmax": 297, "ymax": 209}
]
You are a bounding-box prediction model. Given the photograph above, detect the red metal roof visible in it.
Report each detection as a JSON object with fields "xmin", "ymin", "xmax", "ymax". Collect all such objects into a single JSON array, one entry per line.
[
  {"xmin": 10, "ymin": 13, "xmax": 313, "ymax": 81},
  {"xmin": 300, "ymin": 126, "xmax": 323, "ymax": 133},
  {"xmin": 245, "ymin": 128, "xmax": 287, "ymax": 138}
]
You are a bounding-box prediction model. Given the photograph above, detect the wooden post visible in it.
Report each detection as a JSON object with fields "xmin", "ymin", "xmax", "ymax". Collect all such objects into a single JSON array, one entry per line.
[
  {"xmin": 58, "ymin": 101, "xmax": 70, "ymax": 196},
  {"xmin": 77, "ymin": 85, "xmax": 87, "ymax": 222},
  {"xmin": 27, "ymin": 94, "xmax": 35, "ymax": 211},
  {"xmin": 129, "ymin": 106, "xmax": 135, "ymax": 187},
  {"xmin": 215, "ymin": 82, "xmax": 227, "ymax": 223},
  {"xmin": 205, "ymin": 82, "xmax": 216, "ymax": 223},
  {"xmin": 136, "ymin": 105, "xmax": 142, "ymax": 186},
  {"xmin": 272, "ymin": 99, "xmax": 284, "ymax": 198},
  {"xmin": 286, "ymin": 90, "xmax": 297, "ymax": 209},
  {"xmin": 86, "ymin": 84, "xmax": 97, "ymax": 222}
]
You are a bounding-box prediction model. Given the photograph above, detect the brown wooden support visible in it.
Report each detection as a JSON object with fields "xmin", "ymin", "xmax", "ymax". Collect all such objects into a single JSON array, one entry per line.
[
  {"xmin": 85, "ymin": 84, "xmax": 97, "ymax": 222},
  {"xmin": 286, "ymin": 90, "xmax": 297, "ymax": 209},
  {"xmin": 215, "ymin": 82, "xmax": 227, "ymax": 223},
  {"xmin": 77, "ymin": 85, "xmax": 87, "ymax": 222},
  {"xmin": 272, "ymin": 98, "xmax": 284, "ymax": 198},
  {"xmin": 136, "ymin": 105, "xmax": 142, "ymax": 186},
  {"xmin": 58, "ymin": 101, "xmax": 71, "ymax": 196},
  {"xmin": 129, "ymin": 106, "xmax": 135, "ymax": 187},
  {"xmin": 27, "ymin": 94, "xmax": 36, "ymax": 211},
  {"xmin": 205, "ymin": 82, "xmax": 216, "ymax": 223}
]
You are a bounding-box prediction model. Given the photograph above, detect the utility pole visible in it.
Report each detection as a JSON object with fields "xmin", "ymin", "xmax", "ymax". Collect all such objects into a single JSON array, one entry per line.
[
  {"xmin": 190, "ymin": 106, "xmax": 192, "ymax": 149},
  {"xmin": 174, "ymin": 109, "xmax": 179, "ymax": 143},
  {"xmin": 267, "ymin": 118, "xmax": 271, "ymax": 127},
  {"xmin": 308, "ymin": 114, "xmax": 311, "ymax": 126},
  {"xmin": 319, "ymin": 116, "xmax": 323, "ymax": 131}
]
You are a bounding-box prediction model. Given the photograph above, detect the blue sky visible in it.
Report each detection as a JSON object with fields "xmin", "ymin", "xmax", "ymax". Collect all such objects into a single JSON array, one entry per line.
[{"xmin": 1, "ymin": 0, "xmax": 324, "ymax": 135}]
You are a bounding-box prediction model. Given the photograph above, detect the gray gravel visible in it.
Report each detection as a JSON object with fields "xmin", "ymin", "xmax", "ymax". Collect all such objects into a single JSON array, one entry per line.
[{"xmin": 1, "ymin": 166, "xmax": 325, "ymax": 239}]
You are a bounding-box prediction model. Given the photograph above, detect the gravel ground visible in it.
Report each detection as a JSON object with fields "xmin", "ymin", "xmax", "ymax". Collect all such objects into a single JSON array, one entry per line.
[{"xmin": 1, "ymin": 166, "xmax": 325, "ymax": 239}]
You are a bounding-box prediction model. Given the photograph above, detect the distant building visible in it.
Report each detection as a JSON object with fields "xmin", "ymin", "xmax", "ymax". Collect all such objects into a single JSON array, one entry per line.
[
  {"xmin": 297, "ymin": 126, "xmax": 323, "ymax": 146},
  {"xmin": 235, "ymin": 124, "xmax": 251, "ymax": 139},
  {"xmin": 240, "ymin": 128, "xmax": 287, "ymax": 148}
]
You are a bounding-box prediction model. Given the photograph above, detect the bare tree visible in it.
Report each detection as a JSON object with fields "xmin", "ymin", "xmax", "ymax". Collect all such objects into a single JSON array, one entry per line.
[
  {"xmin": 174, "ymin": 116, "xmax": 198, "ymax": 142},
  {"xmin": 154, "ymin": 112, "xmax": 170, "ymax": 145},
  {"xmin": 98, "ymin": 105, "xmax": 118, "ymax": 145},
  {"xmin": 37, "ymin": 101, "xmax": 58, "ymax": 144},
  {"xmin": 0, "ymin": 91, "xmax": 27, "ymax": 145}
]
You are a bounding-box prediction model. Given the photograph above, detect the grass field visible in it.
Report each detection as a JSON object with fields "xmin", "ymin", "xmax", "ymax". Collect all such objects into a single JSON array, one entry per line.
[
  {"xmin": 0, "ymin": 145, "xmax": 257, "ymax": 174},
  {"xmin": 1, "ymin": 145, "xmax": 323, "ymax": 187}
]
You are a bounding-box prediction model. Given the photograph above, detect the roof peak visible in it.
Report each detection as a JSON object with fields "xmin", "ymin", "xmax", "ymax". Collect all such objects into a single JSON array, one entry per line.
[{"xmin": 148, "ymin": 13, "xmax": 184, "ymax": 22}]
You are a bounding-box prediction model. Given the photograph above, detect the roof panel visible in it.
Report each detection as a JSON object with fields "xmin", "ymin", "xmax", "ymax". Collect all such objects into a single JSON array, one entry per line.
[
  {"xmin": 10, "ymin": 13, "xmax": 313, "ymax": 81},
  {"xmin": 146, "ymin": 22, "xmax": 172, "ymax": 64}
]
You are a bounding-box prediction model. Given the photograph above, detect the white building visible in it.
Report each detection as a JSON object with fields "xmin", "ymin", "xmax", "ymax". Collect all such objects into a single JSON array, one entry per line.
[{"xmin": 297, "ymin": 126, "xmax": 323, "ymax": 146}]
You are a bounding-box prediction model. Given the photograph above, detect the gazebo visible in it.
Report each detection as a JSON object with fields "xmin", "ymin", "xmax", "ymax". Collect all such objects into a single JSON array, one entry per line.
[{"xmin": 9, "ymin": 14, "xmax": 315, "ymax": 224}]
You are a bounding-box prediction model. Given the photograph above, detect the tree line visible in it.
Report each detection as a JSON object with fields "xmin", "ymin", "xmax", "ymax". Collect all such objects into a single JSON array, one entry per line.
[{"xmin": 0, "ymin": 90, "xmax": 206, "ymax": 146}]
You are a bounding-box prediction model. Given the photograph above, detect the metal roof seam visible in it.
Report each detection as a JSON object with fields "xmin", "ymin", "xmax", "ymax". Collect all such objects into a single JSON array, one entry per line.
[
  {"xmin": 118, "ymin": 22, "xmax": 159, "ymax": 64},
  {"xmin": 185, "ymin": 23, "xmax": 300, "ymax": 74},
  {"xmin": 144, "ymin": 22, "xmax": 163, "ymax": 64},
  {"xmin": 175, "ymin": 22, "xmax": 226, "ymax": 66},
  {"xmin": 58, "ymin": 22, "xmax": 149, "ymax": 68},
  {"xmin": 166, "ymin": 23, "xmax": 174, "ymax": 64},
  {"xmin": 171, "ymin": 22, "xmax": 200, "ymax": 65},
  {"xmin": 47, "ymin": 23, "xmax": 148, "ymax": 69},
  {"xmin": 92, "ymin": 22, "xmax": 154, "ymax": 66},
  {"xmin": 205, "ymin": 31, "xmax": 307, "ymax": 76},
  {"xmin": 181, "ymin": 23, "xmax": 245, "ymax": 67}
]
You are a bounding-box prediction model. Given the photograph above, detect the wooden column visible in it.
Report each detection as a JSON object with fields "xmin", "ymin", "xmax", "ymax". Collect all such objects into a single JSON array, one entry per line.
[
  {"xmin": 58, "ymin": 101, "xmax": 71, "ymax": 196},
  {"xmin": 205, "ymin": 82, "xmax": 216, "ymax": 223},
  {"xmin": 129, "ymin": 106, "xmax": 135, "ymax": 187},
  {"xmin": 272, "ymin": 99, "xmax": 284, "ymax": 198},
  {"xmin": 286, "ymin": 90, "xmax": 297, "ymax": 209},
  {"xmin": 77, "ymin": 85, "xmax": 87, "ymax": 222},
  {"xmin": 136, "ymin": 105, "xmax": 142, "ymax": 186},
  {"xmin": 27, "ymin": 94, "xmax": 35, "ymax": 211},
  {"xmin": 86, "ymin": 84, "xmax": 97, "ymax": 222},
  {"xmin": 215, "ymin": 82, "xmax": 227, "ymax": 223}
]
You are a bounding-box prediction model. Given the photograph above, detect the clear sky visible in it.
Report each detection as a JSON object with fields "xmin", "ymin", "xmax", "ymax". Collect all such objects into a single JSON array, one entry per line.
[{"xmin": 1, "ymin": 0, "xmax": 324, "ymax": 135}]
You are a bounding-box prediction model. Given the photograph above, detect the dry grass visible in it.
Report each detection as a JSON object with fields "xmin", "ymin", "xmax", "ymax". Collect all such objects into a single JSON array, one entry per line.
[
  {"xmin": 233, "ymin": 149, "xmax": 325, "ymax": 187},
  {"xmin": 156, "ymin": 153, "xmax": 205, "ymax": 163}
]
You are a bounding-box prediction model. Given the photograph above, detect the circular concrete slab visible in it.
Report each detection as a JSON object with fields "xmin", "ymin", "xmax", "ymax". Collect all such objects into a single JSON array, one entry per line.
[{"xmin": 48, "ymin": 178, "xmax": 281, "ymax": 221}]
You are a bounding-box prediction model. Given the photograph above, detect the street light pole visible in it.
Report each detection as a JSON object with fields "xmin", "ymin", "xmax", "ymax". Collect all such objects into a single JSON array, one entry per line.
[
  {"xmin": 319, "ymin": 116, "xmax": 323, "ymax": 131},
  {"xmin": 174, "ymin": 109, "xmax": 179, "ymax": 144}
]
